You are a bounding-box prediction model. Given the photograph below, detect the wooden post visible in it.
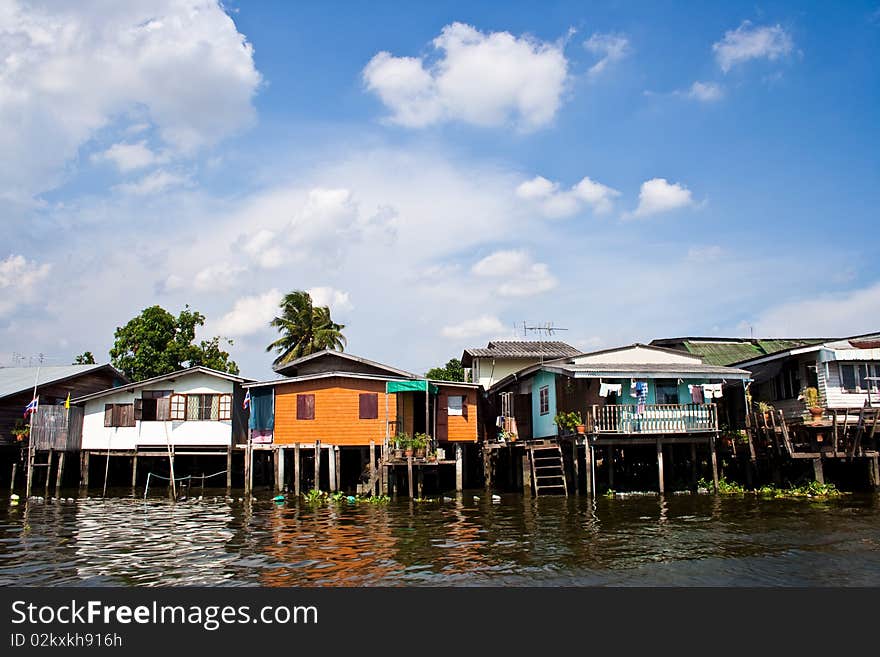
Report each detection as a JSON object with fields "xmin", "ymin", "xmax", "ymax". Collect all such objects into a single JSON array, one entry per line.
[
  {"xmin": 870, "ymin": 456, "xmax": 879, "ymax": 489},
  {"xmin": 709, "ymin": 435, "xmax": 719, "ymax": 491},
  {"xmin": 328, "ymin": 446, "xmax": 337, "ymax": 492},
  {"xmin": 380, "ymin": 451, "xmax": 388, "ymax": 496},
  {"xmin": 521, "ymin": 451, "xmax": 531, "ymax": 493},
  {"xmin": 102, "ymin": 447, "xmax": 111, "ymax": 498},
  {"xmin": 369, "ymin": 441, "xmax": 377, "ymax": 495},
  {"xmin": 10, "ymin": 462, "xmax": 17, "ymax": 493},
  {"xmin": 606, "ymin": 446, "xmax": 614, "ymax": 490},
  {"xmin": 690, "ymin": 443, "xmax": 698, "ymax": 489},
  {"xmin": 812, "ymin": 457, "xmax": 825, "ymax": 485},
  {"xmin": 407, "ymin": 455, "xmax": 414, "ymax": 498},
  {"xmin": 131, "ymin": 454, "xmax": 138, "ymax": 489},
  {"xmin": 584, "ymin": 442, "xmax": 593, "ymax": 496},
  {"xmin": 294, "ymin": 444, "xmax": 301, "ymax": 495},
  {"xmin": 313, "ymin": 441, "xmax": 320, "ymax": 491},
  {"xmin": 656, "ymin": 439, "xmax": 665, "ymax": 495},
  {"xmin": 277, "ymin": 447, "xmax": 285, "ymax": 492},
  {"xmin": 571, "ymin": 439, "xmax": 580, "ymax": 494},
  {"xmin": 245, "ymin": 442, "xmax": 253, "ymax": 496},
  {"xmin": 44, "ymin": 448, "xmax": 54, "ymax": 497},
  {"xmin": 226, "ymin": 447, "xmax": 232, "ymax": 492},
  {"xmin": 25, "ymin": 444, "xmax": 34, "ymax": 498},
  {"xmin": 455, "ymin": 443, "xmax": 464, "ymax": 492},
  {"xmin": 417, "ymin": 466, "xmax": 424, "ymax": 498},
  {"xmin": 55, "ymin": 451, "xmax": 66, "ymax": 496},
  {"xmin": 483, "ymin": 447, "xmax": 492, "ymax": 490},
  {"xmin": 80, "ymin": 450, "xmax": 89, "ymax": 490},
  {"xmin": 335, "ymin": 447, "xmax": 341, "ymax": 492}
]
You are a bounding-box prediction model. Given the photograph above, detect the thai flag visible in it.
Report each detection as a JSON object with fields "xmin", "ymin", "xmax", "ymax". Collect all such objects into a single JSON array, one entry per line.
[
  {"xmin": 23, "ymin": 398, "xmax": 38, "ymax": 417},
  {"xmin": 243, "ymin": 389, "xmax": 251, "ymax": 411}
]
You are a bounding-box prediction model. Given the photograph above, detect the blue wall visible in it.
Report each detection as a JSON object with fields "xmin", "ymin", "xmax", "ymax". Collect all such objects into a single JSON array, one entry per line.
[
  {"xmin": 531, "ymin": 370, "xmax": 558, "ymax": 438},
  {"xmin": 603, "ymin": 378, "xmax": 712, "ymax": 405}
]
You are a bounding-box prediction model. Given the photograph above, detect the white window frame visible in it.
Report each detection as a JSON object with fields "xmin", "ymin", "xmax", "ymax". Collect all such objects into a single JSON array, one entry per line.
[{"xmin": 448, "ymin": 395, "xmax": 464, "ymax": 416}]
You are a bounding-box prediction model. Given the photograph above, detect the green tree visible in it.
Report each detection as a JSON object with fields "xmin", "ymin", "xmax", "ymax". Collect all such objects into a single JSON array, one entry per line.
[
  {"xmin": 425, "ymin": 358, "xmax": 465, "ymax": 382},
  {"xmin": 110, "ymin": 305, "xmax": 239, "ymax": 381},
  {"xmin": 73, "ymin": 351, "xmax": 96, "ymax": 365},
  {"xmin": 266, "ymin": 290, "xmax": 346, "ymax": 367}
]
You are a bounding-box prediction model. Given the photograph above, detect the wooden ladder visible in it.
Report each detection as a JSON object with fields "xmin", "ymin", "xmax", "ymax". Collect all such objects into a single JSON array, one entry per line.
[{"xmin": 529, "ymin": 441, "xmax": 568, "ymax": 496}]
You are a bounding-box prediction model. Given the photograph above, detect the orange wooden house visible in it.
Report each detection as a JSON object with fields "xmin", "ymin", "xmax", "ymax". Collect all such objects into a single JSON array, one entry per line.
[{"xmin": 243, "ymin": 350, "xmax": 481, "ymax": 495}]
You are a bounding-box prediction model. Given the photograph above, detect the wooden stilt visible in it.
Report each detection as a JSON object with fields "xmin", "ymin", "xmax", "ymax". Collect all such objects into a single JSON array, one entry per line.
[
  {"xmin": 45, "ymin": 448, "xmax": 54, "ymax": 497},
  {"xmin": 571, "ymin": 439, "xmax": 580, "ymax": 494},
  {"xmin": 294, "ymin": 444, "xmax": 301, "ymax": 495},
  {"xmin": 690, "ymin": 443, "xmax": 698, "ymax": 489},
  {"xmin": 102, "ymin": 447, "xmax": 111, "ymax": 498},
  {"xmin": 656, "ymin": 439, "xmax": 665, "ymax": 495},
  {"xmin": 313, "ymin": 441, "xmax": 320, "ymax": 491},
  {"xmin": 10, "ymin": 462, "xmax": 17, "ymax": 493},
  {"xmin": 328, "ymin": 446, "xmax": 337, "ymax": 492},
  {"xmin": 369, "ymin": 441, "xmax": 377, "ymax": 495},
  {"xmin": 521, "ymin": 452, "xmax": 531, "ymax": 493},
  {"xmin": 25, "ymin": 445, "xmax": 34, "ymax": 498},
  {"xmin": 584, "ymin": 442, "xmax": 593, "ymax": 496},
  {"xmin": 417, "ymin": 466, "xmax": 424, "ymax": 498},
  {"xmin": 870, "ymin": 456, "xmax": 879, "ymax": 489},
  {"xmin": 131, "ymin": 454, "xmax": 138, "ymax": 489},
  {"xmin": 380, "ymin": 454, "xmax": 388, "ymax": 496},
  {"xmin": 455, "ymin": 443, "xmax": 463, "ymax": 492},
  {"xmin": 55, "ymin": 451, "xmax": 66, "ymax": 496},
  {"xmin": 606, "ymin": 446, "xmax": 614, "ymax": 491},
  {"xmin": 407, "ymin": 456, "xmax": 414, "ymax": 498},
  {"xmin": 80, "ymin": 450, "xmax": 89, "ymax": 490},
  {"xmin": 709, "ymin": 435, "xmax": 719, "ymax": 491},
  {"xmin": 276, "ymin": 447, "xmax": 285, "ymax": 492},
  {"xmin": 245, "ymin": 442, "xmax": 253, "ymax": 496},
  {"xmin": 226, "ymin": 447, "xmax": 232, "ymax": 492},
  {"xmin": 482, "ymin": 447, "xmax": 491, "ymax": 490},
  {"xmin": 812, "ymin": 457, "xmax": 825, "ymax": 485},
  {"xmin": 335, "ymin": 447, "xmax": 341, "ymax": 492}
]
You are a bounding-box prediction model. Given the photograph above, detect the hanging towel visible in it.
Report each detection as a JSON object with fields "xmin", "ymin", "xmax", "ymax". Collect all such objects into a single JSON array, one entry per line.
[
  {"xmin": 689, "ymin": 385, "xmax": 704, "ymax": 404},
  {"xmin": 702, "ymin": 383, "xmax": 723, "ymax": 399},
  {"xmin": 599, "ymin": 382, "xmax": 622, "ymax": 397}
]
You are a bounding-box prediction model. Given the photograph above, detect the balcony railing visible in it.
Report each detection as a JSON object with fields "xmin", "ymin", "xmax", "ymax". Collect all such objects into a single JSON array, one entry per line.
[{"xmin": 589, "ymin": 403, "xmax": 718, "ymax": 435}]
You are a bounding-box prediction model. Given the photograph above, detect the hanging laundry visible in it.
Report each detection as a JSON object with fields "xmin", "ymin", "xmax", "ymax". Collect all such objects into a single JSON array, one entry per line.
[
  {"xmin": 702, "ymin": 383, "xmax": 723, "ymax": 399},
  {"xmin": 599, "ymin": 382, "xmax": 622, "ymax": 397},
  {"xmin": 689, "ymin": 385, "xmax": 704, "ymax": 404},
  {"xmin": 634, "ymin": 381, "xmax": 648, "ymax": 413}
]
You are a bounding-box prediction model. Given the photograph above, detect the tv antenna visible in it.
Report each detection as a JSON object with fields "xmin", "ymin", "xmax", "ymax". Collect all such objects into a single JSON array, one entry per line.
[{"xmin": 521, "ymin": 321, "xmax": 569, "ymax": 338}]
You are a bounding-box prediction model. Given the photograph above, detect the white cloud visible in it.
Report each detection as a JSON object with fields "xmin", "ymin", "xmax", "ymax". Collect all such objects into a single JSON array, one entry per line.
[
  {"xmin": 363, "ymin": 22, "xmax": 568, "ymax": 130},
  {"xmin": 0, "ymin": 0, "xmax": 261, "ymax": 199},
  {"xmin": 194, "ymin": 263, "xmax": 247, "ymax": 292},
  {"xmin": 0, "ymin": 254, "xmax": 51, "ymax": 316},
  {"xmin": 307, "ymin": 286, "xmax": 353, "ymax": 313},
  {"xmin": 214, "ymin": 289, "xmax": 281, "ymax": 337},
  {"xmin": 516, "ymin": 175, "xmax": 620, "ymax": 217},
  {"xmin": 687, "ymin": 81, "xmax": 724, "ymax": 102},
  {"xmin": 713, "ymin": 22, "xmax": 794, "ymax": 73},
  {"xmin": 242, "ymin": 229, "xmax": 284, "ymax": 270},
  {"xmin": 114, "ymin": 169, "xmax": 190, "ymax": 195},
  {"xmin": 91, "ymin": 141, "xmax": 165, "ymax": 172},
  {"xmin": 628, "ymin": 178, "xmax": 697, "ymax": 218},
  {"xmin": 751, "ymin": 281, "xmax": 880, "ymax": 337},
  {"xmin": 686, "ymin": 245, "xmax": 723, "ymax": 262},
  {"xmin": 472, "ymin": 249, "xmax": 557, "ymax": 297},
  {"xmin": 441, "ymin": 315, "xmax": 507, "ymax": 339},
  {"xmin": 584, "ymin": 33, "xmax": 630, "ymax": 77}
]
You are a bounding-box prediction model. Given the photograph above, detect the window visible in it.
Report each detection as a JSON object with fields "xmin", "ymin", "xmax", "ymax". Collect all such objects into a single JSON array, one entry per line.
[
  {"xmin": 655, "ymin": 380, "xmax": 680, "ymax": 404},
  {"xmin": 170, "ymin": 394, "xmax": 187, "ymax": 421},
  {"xmin": 103, "ymin": 403, "xmax": 135, "ymax": 428},
  {"xmin": 186, "ymin": 394, "xmax": 219, "ymax": 421},
  {"xmin": 358, "ymin": 393, "xmax": 378, "ymax": 419},
  {"xmin": 841, "ymin": 363, "xmax": 872, "ymax": 392},
  {"xmin": 135, "ymin": 390, "xmax": 172, "ymax": 421},
  {"xmin": 539, "ymin": 386, "xmax": 550, "ymax": 415},
  {"xmin": 773, "ymin": 363, "xmax": 801, "ymax": 400},
  {"xmin": 448, "ymin": 395, "xmax": 464, "ymax": 416},
  {"xmin": 297, "ymin": 394, "xmax": 315, "ymax": 420},
  {"xmin": 219, "ymin": 394, "xmax": 232, "ymax": 421}
]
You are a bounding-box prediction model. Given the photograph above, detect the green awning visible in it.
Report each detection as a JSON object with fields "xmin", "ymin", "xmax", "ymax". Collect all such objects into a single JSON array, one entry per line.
[{"xmin": 386, "ymin": 380, "xmax": 439, "ymax": 395}]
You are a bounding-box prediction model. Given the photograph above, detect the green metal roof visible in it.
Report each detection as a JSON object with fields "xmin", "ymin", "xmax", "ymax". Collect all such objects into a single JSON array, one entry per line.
[{"xmin": 680, "ymin": 339, "xmax": 825, "ymax": 366}]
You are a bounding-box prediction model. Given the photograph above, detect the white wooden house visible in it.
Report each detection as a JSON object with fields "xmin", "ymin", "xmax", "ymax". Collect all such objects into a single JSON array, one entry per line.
[
  {"xmin": 74, "ymin": 367, "xmax": 251, "ymax": 452},
  {"xmin": 735, "ymin": 332, "xmax": 880, "ymax": 419}
]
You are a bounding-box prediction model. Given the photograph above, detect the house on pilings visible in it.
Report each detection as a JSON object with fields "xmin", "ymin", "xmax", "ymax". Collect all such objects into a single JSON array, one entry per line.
[
  {"xmin": 243, "ymin": 350, "xmax": 481, "ymax": 497},
  {"xmin": 488, "ymin": 343, "xmax": 752, "ymax": 495}
]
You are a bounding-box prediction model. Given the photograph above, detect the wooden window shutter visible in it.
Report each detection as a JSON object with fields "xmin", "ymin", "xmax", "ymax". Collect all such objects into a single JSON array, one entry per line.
[
  {"xmin": 104, "ymin": 404, "xmax": 113, "ymax": 427},
  {"xmin": 133, "ymin": 398, "xmax": 143, "ymax": 421},
  {"xmin": 359, "ymin": 393, "xmax": 378, "ymax": 419},
  {"xmin": 121, "ymin": 404, "xmax": 135, "ymax": 427},
  {"xmin": 297, "ymin": 394, "xmax": 315, "ymax": 420},
  {"xmin": 157, "ymin": 396, "xmax": 171, "ymax": 421}
]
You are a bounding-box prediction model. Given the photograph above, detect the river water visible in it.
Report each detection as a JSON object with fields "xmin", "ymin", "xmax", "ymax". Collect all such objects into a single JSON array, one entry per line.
[{"xmin": 2, "ymin": 490, "xmax": 880, "ymax": 586}]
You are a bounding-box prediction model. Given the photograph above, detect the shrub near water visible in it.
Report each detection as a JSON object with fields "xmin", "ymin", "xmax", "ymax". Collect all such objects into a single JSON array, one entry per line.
[{"xmin": 697, "ymin": 478, "xmax": 842, "ymax": 498}]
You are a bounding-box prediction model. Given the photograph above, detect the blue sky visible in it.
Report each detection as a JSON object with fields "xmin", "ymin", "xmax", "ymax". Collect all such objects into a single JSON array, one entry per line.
[{"xmin": 1, "ymin": 0, "xmax": 879, "ymax": 379}]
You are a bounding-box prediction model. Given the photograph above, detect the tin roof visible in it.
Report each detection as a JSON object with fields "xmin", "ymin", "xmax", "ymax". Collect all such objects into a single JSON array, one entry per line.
[
  {"xmin": 72, "ymin": 366, "xmax": 253, "ymax": 403},
  {"xmin": 649, "ymin": 337, "xmax": 830, "ymax": 366},
  {"xmin": 461, "ymin": 341, "xmax": 580, "ymax": 367},
  {"xmin": 0, "ymin": 364, "xmax": 125, "ymax": 401}
]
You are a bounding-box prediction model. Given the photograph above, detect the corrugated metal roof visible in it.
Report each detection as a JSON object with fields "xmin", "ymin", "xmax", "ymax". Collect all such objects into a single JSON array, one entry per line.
[
  {"xmin": 660, "ymin": 339, "xmax": 828, "ymax": 366},
  {"xmin": 463, "ymin": 341, "xmax": 580, "ymax": 359},
  {"xmin": 0, "ymin": 364, "xmax": 119, "ymax": 401},
  {"xmin": 72, "ymin": 366, "xmax": 253, "ymax": 403},
  {"xmin": 555, "ymin": 362, "xmax": 751, "ymax": 378}
]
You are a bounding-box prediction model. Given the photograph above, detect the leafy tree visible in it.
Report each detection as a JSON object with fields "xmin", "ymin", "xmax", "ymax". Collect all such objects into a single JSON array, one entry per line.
[
  {"xmin": 110, "ymin": 305, "xmax": 239, "ymax": 381},
  {"xmin": 73, "ymin": 351, "xmax": 96, "ymax": 365},
  {"xmin": 266, "ymin": 290, "xmax": 346, "ymax": 367},
  {"xmin": 425, "ymin": 358, "xmax": 465, "ymax": 382}
]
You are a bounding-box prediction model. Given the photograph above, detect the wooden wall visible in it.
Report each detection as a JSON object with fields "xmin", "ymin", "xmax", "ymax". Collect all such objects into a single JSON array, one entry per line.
[
  {"xmin": 273, "ymin": 377, "xmax": 396, "ymax": 447},
  {"xmin": 436, "ymin": 386, "xmax": 478, "ymax": 443}
]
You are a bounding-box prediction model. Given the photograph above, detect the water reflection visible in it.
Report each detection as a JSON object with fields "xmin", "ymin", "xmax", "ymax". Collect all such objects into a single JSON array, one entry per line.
[{"xmin": 2, "ymin": 491, "xmax": 880, "ymax": 586}]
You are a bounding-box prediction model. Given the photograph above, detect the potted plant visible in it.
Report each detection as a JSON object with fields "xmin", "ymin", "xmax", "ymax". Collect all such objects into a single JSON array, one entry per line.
[
  {"xmin": 757, "ymin": 401, "xmax": 775, "ymax": 423},
  {"xmin": 10, "ymin": 420, "xmax": 29, "ymax": 443},
  {"xmin": 412, "ymin": 433, "xmax": 429, "ymax": 459},
  {"xmin": 800, "ymin": 387, "xmax": 823, "ymax": 422},
  {"xmin": 393, "ymin": 433, "xmax": 410, "ymax": 459},
  {"xmin": 554, "ymin": 411, "xmax": 583, "ymax": 435}
]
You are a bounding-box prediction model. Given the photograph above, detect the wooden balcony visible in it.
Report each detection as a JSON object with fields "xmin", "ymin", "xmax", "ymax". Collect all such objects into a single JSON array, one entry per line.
[{"xmin": 589, "ymin": 403, "xmax": 718, "ymax": 435}]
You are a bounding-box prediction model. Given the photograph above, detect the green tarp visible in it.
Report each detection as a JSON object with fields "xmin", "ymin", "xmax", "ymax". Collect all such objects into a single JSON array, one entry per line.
[{"xmin": 386, "ymin": 380, "xmax": 439, "ymax": 395}]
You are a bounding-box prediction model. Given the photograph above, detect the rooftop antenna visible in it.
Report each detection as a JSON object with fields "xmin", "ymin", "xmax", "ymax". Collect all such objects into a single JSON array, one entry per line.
[{"xmin": 522, "ymin": 321, "xmax": 569, "ymax": 339}]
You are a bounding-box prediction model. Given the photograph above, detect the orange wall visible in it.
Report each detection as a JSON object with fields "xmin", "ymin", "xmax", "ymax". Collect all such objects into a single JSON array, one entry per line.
[
  {"xmin": 274, "ymin": 378, "xmax": 396, "ymax": 447},
  {"xmin": 437, "ymin": 386, "xmax": 478, "ymax": 443}
]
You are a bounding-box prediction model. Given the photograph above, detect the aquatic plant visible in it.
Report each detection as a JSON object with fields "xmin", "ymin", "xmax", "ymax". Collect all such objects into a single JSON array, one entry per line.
[
  {"xmin": 697, "ymin": 476, "xmax": 744, "ymax": 494},
  {"xmin": 756, "ymin": 482, "xmax": 841, "ymax": 498},
  {"xmin": 302, "ymin": 489, "xmax": 327, "ymax": 504}
]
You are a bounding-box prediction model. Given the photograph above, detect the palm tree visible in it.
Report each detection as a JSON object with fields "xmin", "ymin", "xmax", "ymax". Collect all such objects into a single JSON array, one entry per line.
[{"xmin": 266, "ymin": 290, "xmax": 346, "ymax": 366}]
